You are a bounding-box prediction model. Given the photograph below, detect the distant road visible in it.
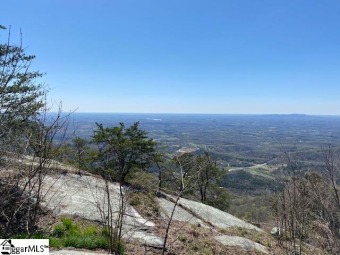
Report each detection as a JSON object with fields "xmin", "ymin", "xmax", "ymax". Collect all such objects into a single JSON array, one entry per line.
[{"xmin": 228, "ymin": 163, "xmax": 268, "ymax": 172}]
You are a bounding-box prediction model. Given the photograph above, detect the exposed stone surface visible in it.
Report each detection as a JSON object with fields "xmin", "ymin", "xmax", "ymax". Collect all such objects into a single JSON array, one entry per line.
[
  {"xmin": 40, "ymin": 172, "xmax": 266, "ymax": 252},
  {"xmin": 41, "ymin": 174, "xmax": 105, "ymax": 222},
  {"xmin": 127, "ymin": 231, "xmax": 164, "ymax": 248},
  {"xmin": 159, "ymin": 195, "xmax": 262, "ymax": 231},
  {"xmin": 41, "ymin": 173, "xmax": 161, "ymax": 247},
  {"xmin": 214, "ymin": 235, "xmax": 269, "ymax": 254},
  {"xmin": 41, "ymin": 174, "xmax": 154, "ymax": 228},
  {"xmin": 157, "ymin": 197, "xmax": 208, "ymax": 227}
]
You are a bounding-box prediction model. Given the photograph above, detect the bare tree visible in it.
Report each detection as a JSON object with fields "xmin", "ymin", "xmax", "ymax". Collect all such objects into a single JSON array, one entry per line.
[
  {"xmin": 0, "ymin": 26, "xmax": 71, "ymax": 237},
  {"xmin": 0, "ymin": 104, "xmax": 70, "ymax": 237},
  {"xmin": 273, "ymin": 146, "xmax": 340, "ymax": 254},
  {"xmin": 321, "ymin": 145, "xmax": 340, "ymax": 209},
  {"xmin": 160, "ymin": 155, "xmax": 196, "ymax": 254}
]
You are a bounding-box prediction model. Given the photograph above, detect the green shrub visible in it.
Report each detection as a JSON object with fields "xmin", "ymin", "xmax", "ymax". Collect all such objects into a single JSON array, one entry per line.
[
  {"xmin": 13, "ymin": 217, "xmax": 112, "ymax": 251},
  {"xmin": 82, "ymin": 225, "xmax": 98, "ymax": 236},
  {"xmin": 112, "ymin": 240, "xmax": 125, "ymax": 254},
  {"xmin": 101, "ymin": 227, "xmax": 110, "ymax": 237},
  {"xmin": 49, "ymin": 237, "xmax": 63, "ymax": 248},
  {"xmin": 61, "ymin": 217, "xmax": 77, "ymax": 231},
  {"xmin": 49, "ymin": 218, "xmax": 109, "ymax": 250},
  {"xmin": 178, "ymin": 234, "xmax": 187, "ymax": 242},
  {"xmin": 62, "ymin": 235, "xmax": 108, "ymax": 250},
  {"xmin": 52, "ymin": 223, "xmax": 66, "ymax": 237}
]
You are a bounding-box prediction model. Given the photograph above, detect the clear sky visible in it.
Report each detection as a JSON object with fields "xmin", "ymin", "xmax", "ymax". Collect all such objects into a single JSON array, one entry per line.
[{"xmin": 2, "ymin": 0, "xmax": 340, "ymax": 114}]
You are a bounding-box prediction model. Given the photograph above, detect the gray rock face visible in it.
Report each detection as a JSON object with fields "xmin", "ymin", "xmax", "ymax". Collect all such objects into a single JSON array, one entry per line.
[
  {"xmin": 42, "ymin": 174, "xmax": 154, "ymax": 228},
  {"xmin": 158, "ymin": 195, "xmax": 262, "ymax": 231},
  {"xmin": 41, "ymin": 174, "xmax": 109, "ymax": 222},
  {"xmin": 214, "ymin": 235, "xmax": 269, "ymax": 254},
  {"xmin": 41, "ymin": 174, "xmax": 162, "ymax": 248},
  {"xmin": 41, "ymin": 172, "xmax": 266, "ymax": 252},
  {"xmin": 157, "ymin": 198, "xmax": 208, "ymax": 227},
  {"xmin": 127, "ymin": 231, "xmax": 164, "ymax": 248}
]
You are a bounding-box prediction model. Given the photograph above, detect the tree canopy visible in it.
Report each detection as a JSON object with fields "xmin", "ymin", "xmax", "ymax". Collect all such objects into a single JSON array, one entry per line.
[
  {"xmin": 92, "ymin": 121, "xmax": 157, "ymax": 182},
  {"xmin": 0, "ymin": 27, "xmax": 45, "ymax": 147}
]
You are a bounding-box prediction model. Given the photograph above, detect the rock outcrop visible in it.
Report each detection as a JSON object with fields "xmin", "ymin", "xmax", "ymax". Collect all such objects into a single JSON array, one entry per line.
[
  {"xmin": 41, "ymin": 172, "xmax": 268, "ymax": 253},
  {"xmin": 214, "ymin": 235, "xmax": 269, "ymax": 254},
  {"xmin": 41, "ymin": 174, "xmax": 161, "ymax": 248},
  {"xmin": 158, "ymin": 195, "xmax": 262, "ymax": 231}
]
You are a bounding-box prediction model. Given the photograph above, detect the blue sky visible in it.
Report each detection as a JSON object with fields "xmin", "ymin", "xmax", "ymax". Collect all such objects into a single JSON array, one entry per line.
[{"xmin": 2, "ymin": 0, "xmax": 340, "ymax": 114}]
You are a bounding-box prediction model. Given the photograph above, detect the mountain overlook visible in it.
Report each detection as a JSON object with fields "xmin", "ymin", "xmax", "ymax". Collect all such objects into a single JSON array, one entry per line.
[
  {"xmin": 1, "ymin": 155, "xmax": 327, "ymax": 254},
  {"xmin": 42, "ymin": 169, "xmax": 268, "ymax": 254}
]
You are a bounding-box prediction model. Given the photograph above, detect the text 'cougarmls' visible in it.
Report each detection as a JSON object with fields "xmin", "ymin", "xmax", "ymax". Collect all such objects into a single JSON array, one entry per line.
[{"xmin": 0, "ymin": 239, "xmax": 49, "ymax": 255}]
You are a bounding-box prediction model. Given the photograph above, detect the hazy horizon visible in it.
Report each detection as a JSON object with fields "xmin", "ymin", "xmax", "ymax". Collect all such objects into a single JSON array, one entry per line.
[{"xmin": 71, "ymin": 112, "xmax": 339, "ymax": 116}]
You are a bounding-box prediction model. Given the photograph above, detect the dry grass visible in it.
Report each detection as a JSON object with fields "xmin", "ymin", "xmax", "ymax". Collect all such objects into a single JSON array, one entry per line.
[
  {"xmin": 127, "ymin": 191, "xmax": 160, "ymax": 219},
  {"xmin": 141, "ymin": 220, "xmax": 264, "ymax": 255}
]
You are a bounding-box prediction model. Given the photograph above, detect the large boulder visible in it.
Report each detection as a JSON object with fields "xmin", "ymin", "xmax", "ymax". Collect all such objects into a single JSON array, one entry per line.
[
  {"xmin": 214, "ymin": 235, "xmax": 269, "ymax": 254},
  {"xmin": 157, "ymin": 197, "xmax": 208, "ymax": 227},
  {"xmin": 40, "ymin": 173, "xmax": 162, "ymax": 247},
  {"xmin": 158, "ymin": 195, "xmax": 262, "ymax": 231},
  {"xmin": 41, "ymin": 174, "xmax": 154, "ymax": 228}
]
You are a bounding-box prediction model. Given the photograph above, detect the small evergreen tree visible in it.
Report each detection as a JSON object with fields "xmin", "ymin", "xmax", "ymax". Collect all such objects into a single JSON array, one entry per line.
[
  {"xmin": 92, "ymin": 121, "xmax": 157, "ymax": 182},
  {"xmin": 0, "ymin": 26, "xmax": 45, "ymax": 149}
]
